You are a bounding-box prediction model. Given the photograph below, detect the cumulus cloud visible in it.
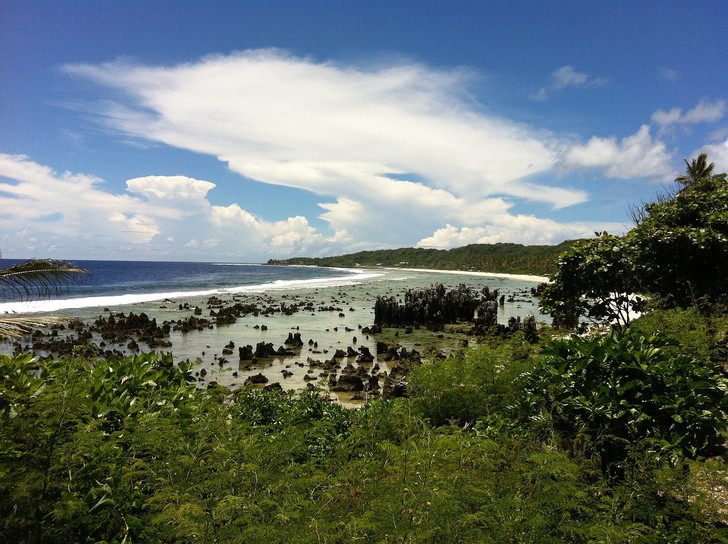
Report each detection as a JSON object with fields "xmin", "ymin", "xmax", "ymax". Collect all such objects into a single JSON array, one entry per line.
[
  {"xmin": 532, "ymin": 65, "xmax": 607, "ymax": 101},
  {"xmin": 0, "ymin": 154, "xmax": 336, "ymax": 260},
  {"xmin": 560, "ymin": 125, "xmax": 674, "ymax": 180},
  {"xmin": 127, "ymin": 175, "xmax": 215, "ymax": 204}
]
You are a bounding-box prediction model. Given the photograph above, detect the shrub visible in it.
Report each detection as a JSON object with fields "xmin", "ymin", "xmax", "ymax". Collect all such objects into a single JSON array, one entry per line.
[
  {"xmin": 518, "ymin": 330, "xmax": 728, "ymax": 476},
  {"xmin": 409, "ymin": 332, "xmax": 538, "ymax": 426}
]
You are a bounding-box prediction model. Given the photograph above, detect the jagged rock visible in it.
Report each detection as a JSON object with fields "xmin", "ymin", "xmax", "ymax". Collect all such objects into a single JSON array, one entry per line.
[
  {"xmin": 244, "ymin": 373, "xmax": 268, "ymax": 385},
  {"xmin": 253, "ymin": 342, "xmax": 277, "ymax": 358},
  {"xmin": 374, "ymin": 283, "xmax": 500, "ymax": 329},
  {"xmin": 276, "ymin": 345, "xmax": 295, "ymax": 356},
  {"xmin": 356, "ymin": 346, "xmax": 374, "ymax": 363},
  {"xmin": 284, "ymin": 332, "xmax": 304, "ymax": 347},
  {"xmin": 331, "ymin": 373, "xmax": 364, "ymax": 392}
]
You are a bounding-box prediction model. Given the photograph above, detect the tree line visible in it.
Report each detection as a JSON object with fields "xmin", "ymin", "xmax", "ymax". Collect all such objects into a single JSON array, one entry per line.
[{"xmin": 268, "ymin": 240, "xmax": 576, "ymax": 276}]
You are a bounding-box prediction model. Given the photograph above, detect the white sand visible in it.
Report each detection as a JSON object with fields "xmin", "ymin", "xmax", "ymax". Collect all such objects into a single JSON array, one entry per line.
[{"xmin": 383, "ymin": 267, "xmax": 550, "ymax": 283}]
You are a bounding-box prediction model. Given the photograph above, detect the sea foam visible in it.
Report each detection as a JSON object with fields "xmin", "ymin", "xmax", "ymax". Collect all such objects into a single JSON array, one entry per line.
[{"xmin": 0, "ymin": 269, "xmax": 383, "ymax": 314}]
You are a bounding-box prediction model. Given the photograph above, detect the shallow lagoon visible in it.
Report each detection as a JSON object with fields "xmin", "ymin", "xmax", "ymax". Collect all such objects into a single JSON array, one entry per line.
[{"xmin": 2, "ymin": 267, "xmax": 548, "ymax": 402}]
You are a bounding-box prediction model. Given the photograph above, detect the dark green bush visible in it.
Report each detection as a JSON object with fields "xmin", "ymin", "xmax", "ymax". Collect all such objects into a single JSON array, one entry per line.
[{"xmin": 518, "ymin": 330, "xmax": 728, "ymax": 476}]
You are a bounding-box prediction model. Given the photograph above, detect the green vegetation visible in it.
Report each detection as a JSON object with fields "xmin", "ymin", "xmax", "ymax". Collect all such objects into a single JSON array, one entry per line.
[
  {"xmin": 2, "ymin": 315, "xmax": 726, "ymax": 542},
  {"xmin": 519, "ymin": 329, "xmax": 727, "ymax": 478},
  {"xmin": 2, "ymin": 155, "xmax": 727, "ymax": 542},
  {"xmin": 268, "ymin": 240, "xmax": 576, "ymax": 276}
]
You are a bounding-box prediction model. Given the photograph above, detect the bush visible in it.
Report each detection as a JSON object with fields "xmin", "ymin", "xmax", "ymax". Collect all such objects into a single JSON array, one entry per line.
[
  {"xmin": 409, "ymin": 332, "xmax": 538, "ymax": 426},
  {"xmin": 518, "ymin": 330, "xmax": 728, "ymax": 476}
]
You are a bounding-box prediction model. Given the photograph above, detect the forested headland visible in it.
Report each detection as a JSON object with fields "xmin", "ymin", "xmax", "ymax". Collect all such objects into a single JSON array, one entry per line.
[{"xmin": 267, "ymin": 240, "xmax": 577, "ymax": 276}]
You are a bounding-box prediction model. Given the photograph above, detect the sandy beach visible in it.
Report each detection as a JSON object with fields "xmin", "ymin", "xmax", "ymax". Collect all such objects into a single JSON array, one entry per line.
[{"xmin": 387, "ymin": 267, "xmax": 551, "ymax": 283}]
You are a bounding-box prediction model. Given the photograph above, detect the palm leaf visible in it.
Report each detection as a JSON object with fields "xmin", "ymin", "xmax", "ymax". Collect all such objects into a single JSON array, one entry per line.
[
  {"xmin": 0, "ymin": 316, "xmax": 70, "ymax": 339},
  {"xmin": 677, "ymin": 153, "xmax": 715, "ymax": 186},
  {"xmin": 0, "ymin": 259, "xmax": 89, "ymax": 301}
]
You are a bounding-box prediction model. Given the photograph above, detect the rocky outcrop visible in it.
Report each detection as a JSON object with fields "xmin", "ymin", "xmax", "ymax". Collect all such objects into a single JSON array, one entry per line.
[{"xmin": 374, "ymin": 283, "xmax": 500, "ymax": 329}]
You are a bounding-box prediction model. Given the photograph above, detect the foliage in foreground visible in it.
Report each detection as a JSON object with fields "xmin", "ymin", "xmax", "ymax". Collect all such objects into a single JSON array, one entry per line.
[
  {"xmin": 2, "ymin": 331, "xmax": 727, "ymax": 543},
  {"xmin": 518, "ymin": 329, "xmax": 728, "ymax": 477},
  {"xmin": 0, "ymin": 258, "xmax": 89, "ymax": 338}
]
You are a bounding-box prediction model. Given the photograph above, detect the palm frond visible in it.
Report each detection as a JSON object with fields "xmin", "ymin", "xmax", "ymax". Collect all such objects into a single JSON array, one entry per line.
[
  {"xmin": 677, "ymin": 153, "xmax": 715, "ymax": 186},
  {"xmin": 0, "ymin": 316, "xmax": 68, "ymax": 339},
  {"xmin": 0, "ymin": 259, "xmax": 89, "ymax": 301}
]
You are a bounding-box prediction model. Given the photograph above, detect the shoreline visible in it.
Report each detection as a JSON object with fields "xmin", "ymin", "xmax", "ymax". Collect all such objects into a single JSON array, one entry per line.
[
  {"xmin": 385, "ymin": 266, "xmax": 550, "ymax": 283},
  {"xmin": 0, "ymin": 265, "xmax": 548, "ymax": 315},
  {"xmin": 0, "ymin": 267, "xmax": 385, "ymax": 315},
  {"xmin": 1, "ymin": 267, "xmax": 550, "ymax": 404}
]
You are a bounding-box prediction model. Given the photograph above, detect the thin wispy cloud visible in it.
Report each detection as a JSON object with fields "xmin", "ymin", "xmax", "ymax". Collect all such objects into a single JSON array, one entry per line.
[
  {"xmin": 658, "ymin": 67, "xmax": 679, "ymax": 82},
  {"xmin": 531, "ymin": 65, "xmax": 608, "ymax": 101},
  {"xmin": 652, "ymin": 99, "xmax": 726, "ymax": 129}
]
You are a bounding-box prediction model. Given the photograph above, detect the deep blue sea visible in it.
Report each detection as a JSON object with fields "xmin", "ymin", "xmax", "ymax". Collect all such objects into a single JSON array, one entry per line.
[{"xmin": 0, "ymin": 259, "xmax": 379, "ymax": 313}]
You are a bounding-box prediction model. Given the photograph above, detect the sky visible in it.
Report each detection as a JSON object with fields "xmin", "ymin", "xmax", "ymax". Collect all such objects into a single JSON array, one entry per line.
[{"xmin": 1, "ymin": 1, "xmax": 727, "ymax": 263}]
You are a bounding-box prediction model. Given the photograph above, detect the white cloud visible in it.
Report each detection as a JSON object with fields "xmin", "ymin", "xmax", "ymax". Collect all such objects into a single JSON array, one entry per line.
[
  {"xmin": 210, "ymin": 204, "xmax": 260, "ymax": 228},
  {"xmin": 652, "ymin": 99, "xmax": 726, "ymax": 128},
  {"xmin": 0, "ymin": 153, "xmax": 163, "ymax": 242},
  {"xmin": 5, "ymin": 51, "xmax": 687, "ymax": 259},
  {"xmin": 532, "ymin": 65, "xmax": 607, "ymax": 101},
  {"xmin": 59, "ymin": 50, "xmax": 645, "ymax": 252},
  {"xmin": 0, "ymin": 154, "xmax": 336, "ymax": 260},
  {"xmin": 699, "ymin": 139, "xmax": 728, "ymax": 172},
  {"xmin": 417, "ymin": 218, "xmax": 625, "ymax": 249},
  {"xmin": 551, "ymin": 66, "xmax": 607, "ymax": 89},
  {"xmin": 127, "ymin": 175, "xmax": 215, "ymax": 204},
  {"xmin": 64, "ymin": 50, "xmax": 576, "ymax": 210},
  {"xmin": 560, "ymin": 125, "xmax": 674, "ymax": 180}
]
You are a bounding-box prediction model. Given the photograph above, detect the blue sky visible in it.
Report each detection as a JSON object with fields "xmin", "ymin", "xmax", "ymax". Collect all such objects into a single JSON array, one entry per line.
[{"xmin": 1, "ymin": 1, "xmax": 726, "ymax": 262}]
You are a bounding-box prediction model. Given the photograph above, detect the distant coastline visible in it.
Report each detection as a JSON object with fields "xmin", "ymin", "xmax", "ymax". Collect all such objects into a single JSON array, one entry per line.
[
  {"xmin": 390, "ymin": 267, "xmax": 550, "ymax": 284},
  {"xmin": 267, "ymin": 241, "xmax": 574, "ymax": 277}
]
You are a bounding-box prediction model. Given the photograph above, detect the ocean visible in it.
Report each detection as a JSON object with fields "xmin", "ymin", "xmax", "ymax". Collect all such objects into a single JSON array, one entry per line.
[{"xmin": 0, "ymin": 259, "xmax": 381, "ymax": 314}]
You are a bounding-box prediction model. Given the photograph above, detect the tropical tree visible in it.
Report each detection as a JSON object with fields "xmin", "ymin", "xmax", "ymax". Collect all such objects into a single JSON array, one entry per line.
[
  {"xmin": 543, "ymin": 159, "xmax": 728, "ymax": 327},
  {"xmin": 627, "ymin": 173, "xmax": 728, "ymax": 309},
  {"xmin": 539, "ymin": 232, "xmax": 645, "ymax": 328},
  {"xmin": 676, "ymin": 152, "xmax": 715, "ymax": 187},
  {"xmin": 0, "ymin": 259, "xmax": 88, "ymax": 338}
]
